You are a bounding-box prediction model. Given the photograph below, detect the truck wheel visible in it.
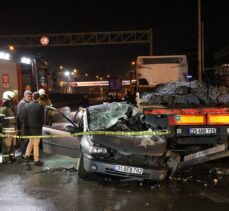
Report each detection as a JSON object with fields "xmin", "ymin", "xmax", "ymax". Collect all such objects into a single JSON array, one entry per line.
[{"xmin": 78, "ymin": 154, "xmax": 89, "ymax": 178}]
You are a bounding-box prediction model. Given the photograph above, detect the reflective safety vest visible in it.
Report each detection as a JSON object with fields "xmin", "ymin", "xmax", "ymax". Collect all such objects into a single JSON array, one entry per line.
[{"xmin": 0, "ymin": 105, "xmax": 17, "ymax": 134}]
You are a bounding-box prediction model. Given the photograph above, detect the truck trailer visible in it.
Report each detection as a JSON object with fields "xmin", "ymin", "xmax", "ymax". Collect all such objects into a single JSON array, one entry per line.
[{"xmin": 135, "ymin": 55, "xmax": 229, "ymax": 169}]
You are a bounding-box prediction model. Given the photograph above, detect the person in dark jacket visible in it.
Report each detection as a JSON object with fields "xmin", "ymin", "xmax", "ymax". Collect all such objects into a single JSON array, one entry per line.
[
  {"xmin": 22, "ymin": 92, "xmax": 44, "ymax": 166},
  {"xmin": 0, "ymin": 91, "xmax": 17, "ymax": 164},
  {"xmin": 17, "ymin": 90, "xmax": 32, "ymax": 158},
  {"xmin": 38, "ymin": 88, "xmax": 53, "ymax": 149}
]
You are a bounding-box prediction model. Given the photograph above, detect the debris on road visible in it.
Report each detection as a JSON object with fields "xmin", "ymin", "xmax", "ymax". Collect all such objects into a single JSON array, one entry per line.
[
  {"xmin": 33, "ymin": 167, "xmax": 77, "ymax": 174},
  {"xmin": 165, "ymin": 151, "xmax": 181, "ymax": 173}
]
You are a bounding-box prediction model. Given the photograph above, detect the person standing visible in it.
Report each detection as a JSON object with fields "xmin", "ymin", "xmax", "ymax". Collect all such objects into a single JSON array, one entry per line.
[
  {"xmin": 38, "ymin": 89, "xmax": 52, "ymax": 106},
  {"xmin": 22, "ymin": 92, "xmax": 44, "ymax": 166},
  {"xmin": 38, "ymin": 89, "xmax": 53, "ymax": 149},
  {"xmin": 0, "ymin": 91, "xmax": 17, "ymax": 164},
  {"xmin": 17, "ymin": 90, "xmax": 32, "ymax": 158}
]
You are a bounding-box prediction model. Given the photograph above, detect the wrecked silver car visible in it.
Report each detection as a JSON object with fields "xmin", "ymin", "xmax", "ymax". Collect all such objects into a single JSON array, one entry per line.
[{"xmin": 42, "ymin": 102, "xmax": 169, "ymax": 181}]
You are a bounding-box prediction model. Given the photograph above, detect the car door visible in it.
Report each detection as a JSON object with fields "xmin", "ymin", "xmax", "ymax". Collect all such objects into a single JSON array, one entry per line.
[{"xmin": 42, "ymin": 106, "xmax": 82, "ymax": 158}]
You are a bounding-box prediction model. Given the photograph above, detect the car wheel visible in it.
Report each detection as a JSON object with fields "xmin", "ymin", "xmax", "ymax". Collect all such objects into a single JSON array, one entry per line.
[{"xmin": 78, "ymin": 154, "xmax": 89, "ymax": 178}]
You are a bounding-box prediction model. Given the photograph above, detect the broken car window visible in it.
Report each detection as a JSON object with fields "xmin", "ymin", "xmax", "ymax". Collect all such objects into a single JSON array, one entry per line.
[{"xmin": 88, "ymin": 102, "xmax": 139, "ymax": 131}]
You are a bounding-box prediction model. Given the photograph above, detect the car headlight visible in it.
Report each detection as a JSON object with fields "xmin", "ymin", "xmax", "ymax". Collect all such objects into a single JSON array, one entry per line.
[{"xmin": 89, "ymin": 146, "xmax": 108, "ymax": 154}]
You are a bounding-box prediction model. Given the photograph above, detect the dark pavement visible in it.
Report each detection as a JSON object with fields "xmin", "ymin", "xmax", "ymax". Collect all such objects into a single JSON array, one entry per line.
[{"xmin": 1, "ymin": 153, "xmax": 229, "ymax": 211}]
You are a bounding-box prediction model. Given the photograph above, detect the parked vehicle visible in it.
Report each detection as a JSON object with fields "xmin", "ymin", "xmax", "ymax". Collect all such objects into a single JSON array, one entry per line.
[
  {"xmin": 0, "ymin": 58, "xmax": 46, "ymax": 103},
  {"xmin": 0, "ymin": 59, "xmax": 23, "ymax": 103}
]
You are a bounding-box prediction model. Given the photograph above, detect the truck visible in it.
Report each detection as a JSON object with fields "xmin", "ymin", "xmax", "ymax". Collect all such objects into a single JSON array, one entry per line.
[
  {"xmin": 135, "ymin": 55, "xmax": 229, "ymax": 169},
  {"xmin": 0, "ymin": 59, "xmax": 39, "ymax": 103},
  {"xmin": 0, "ymin": 59, "xmax": 23, "ymax": 102}
]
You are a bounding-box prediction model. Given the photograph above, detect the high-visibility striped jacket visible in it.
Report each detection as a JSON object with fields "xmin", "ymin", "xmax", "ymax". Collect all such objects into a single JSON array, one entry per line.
[{"xmin": 0, "ymin": 100, "xmax": 17, "ymax": 134}]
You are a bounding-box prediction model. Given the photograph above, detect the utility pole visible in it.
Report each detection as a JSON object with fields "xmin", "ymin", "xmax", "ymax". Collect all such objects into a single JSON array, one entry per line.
[
  {"xmin": 198, "ymin": 0, "xmax": 202, "ymax": 81},
  {"xmin": 149, "ymin": 28, "xmax": 153, "ymax": 56},
  {"xmin": 201, "ymin": 22, "xmax": 205, "ymax": 73}
]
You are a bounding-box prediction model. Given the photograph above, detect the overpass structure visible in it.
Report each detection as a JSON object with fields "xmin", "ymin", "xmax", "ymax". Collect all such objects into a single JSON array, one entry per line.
[{"xmin": 0, "ymin": 29, "xmax": 153, "ymax": 55}]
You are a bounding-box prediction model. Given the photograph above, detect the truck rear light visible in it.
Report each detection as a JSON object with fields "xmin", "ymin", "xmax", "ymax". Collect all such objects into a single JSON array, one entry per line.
[
  {"xmin": 168, "ymin": 116, "xmax": 176, "ymax": 125},
  {"xmin": 207, "ymin": 114, "xmax": 229, "ymax": 125},
  {"xmin": 169, "ymin": 115, "xmax": 205, "ymax": 125}
]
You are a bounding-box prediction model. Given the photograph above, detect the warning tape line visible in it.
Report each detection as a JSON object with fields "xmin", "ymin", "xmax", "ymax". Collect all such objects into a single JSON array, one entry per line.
[{"xmin": 0, "ymin": 130, "xmax": 171, "ymax": 139}]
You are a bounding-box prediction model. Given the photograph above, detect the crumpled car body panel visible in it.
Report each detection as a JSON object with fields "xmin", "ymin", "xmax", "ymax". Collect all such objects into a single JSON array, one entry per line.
[
  {"xmin": 91, "ymin": 134, "xmax": 166, "ymax": 156},
  {"xmin": 83, "ymin": 102, "xmax": 167, "ymax": 156}
]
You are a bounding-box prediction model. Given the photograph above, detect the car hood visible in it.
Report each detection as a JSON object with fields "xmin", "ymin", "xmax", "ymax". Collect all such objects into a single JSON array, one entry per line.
[{"xmin": 92, "ymin": 134, "xmax": 166, "ymax": 156}]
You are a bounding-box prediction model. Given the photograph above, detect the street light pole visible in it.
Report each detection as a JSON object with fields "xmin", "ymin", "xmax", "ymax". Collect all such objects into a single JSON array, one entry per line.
[{"xmin": 198, "ymin": 0, "xmax": 202, "ymax": 82}]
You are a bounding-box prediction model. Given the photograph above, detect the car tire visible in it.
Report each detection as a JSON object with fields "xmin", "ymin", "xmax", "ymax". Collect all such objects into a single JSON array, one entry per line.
[{"xmin": 78, "ymin": 154, "xmax": 89, "ymax": 178}]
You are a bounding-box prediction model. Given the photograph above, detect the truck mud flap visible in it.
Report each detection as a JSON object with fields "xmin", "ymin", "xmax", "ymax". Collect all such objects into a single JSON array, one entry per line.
[{"xmin": 178, "ymin": 144, "xmax": 229, "ymax": 169}]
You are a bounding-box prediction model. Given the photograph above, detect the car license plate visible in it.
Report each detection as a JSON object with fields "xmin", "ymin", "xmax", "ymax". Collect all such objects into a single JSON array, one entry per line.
[
  {"xmin": 189, "ymin": 128, "xmax": 216, "ymax": 135},
  {"xmin": 114, "ymin": 165, "xmax": 143, "ymax": 175}
]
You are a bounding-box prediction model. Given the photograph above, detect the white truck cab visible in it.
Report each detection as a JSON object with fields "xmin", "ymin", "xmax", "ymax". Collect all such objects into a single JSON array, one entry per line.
[{"xmin": 136, "ymin": 55, "xmax": 188, "ymax": 87}]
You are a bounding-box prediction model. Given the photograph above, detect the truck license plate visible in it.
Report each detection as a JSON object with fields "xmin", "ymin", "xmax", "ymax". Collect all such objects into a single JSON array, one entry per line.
[
  {"xmin": 114, "ymin": 165, "xmax": 143, "ymax": 175},
  {"xmin": 189, "ymin": 128, "xmax": 216, "ymax": 135}
]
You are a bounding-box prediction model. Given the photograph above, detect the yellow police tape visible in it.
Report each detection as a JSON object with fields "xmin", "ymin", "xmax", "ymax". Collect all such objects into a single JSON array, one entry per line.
[{"xmin": 0, "ymin": 130, "xmax": 171, "ymax": 139}]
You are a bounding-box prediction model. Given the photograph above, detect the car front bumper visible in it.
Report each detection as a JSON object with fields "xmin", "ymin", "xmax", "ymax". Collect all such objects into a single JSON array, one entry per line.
[{"xmin": 83, "ymin": 155, "xmax": 168, "ymax": 181}]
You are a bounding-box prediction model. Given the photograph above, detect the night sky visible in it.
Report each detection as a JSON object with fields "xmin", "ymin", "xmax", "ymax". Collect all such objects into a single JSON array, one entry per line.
[{"xmin": 1, "ymin": 0, "xmax": 229, "ymax": 79}]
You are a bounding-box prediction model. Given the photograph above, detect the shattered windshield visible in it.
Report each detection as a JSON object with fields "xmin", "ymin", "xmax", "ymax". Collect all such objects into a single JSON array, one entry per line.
[{"xmin": 88, "ymin": 102, "xmax": 139, "ymax": 131}]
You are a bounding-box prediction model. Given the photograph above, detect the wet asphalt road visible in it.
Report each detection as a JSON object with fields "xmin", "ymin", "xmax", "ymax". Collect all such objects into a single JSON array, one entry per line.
[{"xmin": 1, "ymin": 153, "xmax": 229, "ymax": 211}]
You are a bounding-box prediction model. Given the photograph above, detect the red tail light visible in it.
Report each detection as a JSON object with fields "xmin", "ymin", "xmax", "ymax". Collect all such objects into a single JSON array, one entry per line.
[{"xmin": 168, "ymin": 116, "xmax": 176, "ymax": 125}]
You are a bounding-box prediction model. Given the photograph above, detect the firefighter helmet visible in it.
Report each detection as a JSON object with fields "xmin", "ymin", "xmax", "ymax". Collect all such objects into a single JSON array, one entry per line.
[
  {"xmin": 38, "ymin": 88, "xmax": 46, "ymax": 96},
  {"xmin": 2, "ymin": 91, "xmax": 15, "ymax": 101}
]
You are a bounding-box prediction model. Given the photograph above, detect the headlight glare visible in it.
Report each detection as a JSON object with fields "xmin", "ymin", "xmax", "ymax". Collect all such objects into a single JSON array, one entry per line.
[{"xmin": 89, "ymin": 146, "xmax": 107, "ymax": 154}]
